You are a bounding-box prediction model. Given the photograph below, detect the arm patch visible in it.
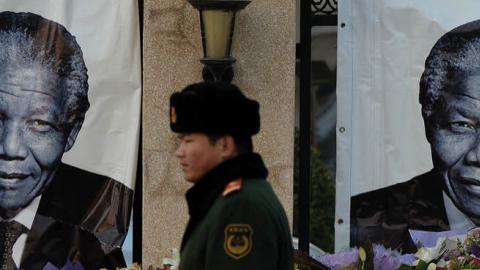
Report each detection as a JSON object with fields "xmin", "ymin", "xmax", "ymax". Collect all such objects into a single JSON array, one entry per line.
[{"xmin": 224, "ymin": 224, "xmax": 253, "ymax": 259}]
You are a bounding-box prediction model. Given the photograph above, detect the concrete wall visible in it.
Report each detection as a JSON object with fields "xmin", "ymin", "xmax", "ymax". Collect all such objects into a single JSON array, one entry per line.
[{"xmin": 142, "ymin": 0, "xmax": 295, "ymax": 265}]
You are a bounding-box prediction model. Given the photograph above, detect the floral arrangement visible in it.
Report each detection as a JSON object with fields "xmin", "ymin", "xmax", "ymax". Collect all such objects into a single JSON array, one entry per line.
[
  {"xmin": 313, "ymin": 243, "xmax": 415, "ymax": 270},
  {"xmin": 113, "ymin": 263, "xmax": 142, "ymax": 270},
  {"xmin": 110, "ymin": 247, "xmax": 179, "ymax": 270},
  {"xmin": 314, "ymin": 228, "xmax": 480, "ymax": 270},
  {"xmin": 109, "ymin": 263, "xmax": 172, "ymax": 270}
]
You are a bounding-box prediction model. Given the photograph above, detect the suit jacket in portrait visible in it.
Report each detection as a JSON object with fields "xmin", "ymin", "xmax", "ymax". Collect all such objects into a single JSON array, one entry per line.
[
  {"xmin": 350, "ymin": 170, "xmax": 450, "ymax": 253},
  {"xmin": 17, "ymin": 163, "xmax": 133, "ymax": 270}
]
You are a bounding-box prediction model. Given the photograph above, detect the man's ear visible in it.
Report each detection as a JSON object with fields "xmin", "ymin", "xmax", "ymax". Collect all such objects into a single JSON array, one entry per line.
[
  {"xmin": 220, "ymin": 135, "xmax": 237, "ymax": 159},
  {"xmin": 421, "ymin": 110, "xmax": 433, "ymax": 143},
  {"xmin": 64, "ymin": 120, "xmax": 83, "ymax": 152},
  {"xmin": 423, "ymin": 119, "xmax": 434, "ymax": 143}
]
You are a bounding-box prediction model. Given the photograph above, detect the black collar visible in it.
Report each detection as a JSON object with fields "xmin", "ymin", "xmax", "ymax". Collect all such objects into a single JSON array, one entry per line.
[{"xmin": 185, "ymin": 152, "xmax": 268, "ymax": 219}]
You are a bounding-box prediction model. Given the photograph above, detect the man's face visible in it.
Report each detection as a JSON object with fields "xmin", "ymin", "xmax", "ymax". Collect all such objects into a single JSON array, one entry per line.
[
  {"xmin": 175, "ymin": 133, "xmax": 225, "ymax": 183},
  {"xmin": 428, "ymin": 72, "xmax": 480, "ymax": 218},
  {"xmin": 0, "ymin": 64, "xmax": 73, "ymax": 212}
]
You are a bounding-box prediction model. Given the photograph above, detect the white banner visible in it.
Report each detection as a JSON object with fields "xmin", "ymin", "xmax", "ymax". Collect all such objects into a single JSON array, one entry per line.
[{"xmin": 337, "ymin": 0, "xmax": 480, "ymax": 251}]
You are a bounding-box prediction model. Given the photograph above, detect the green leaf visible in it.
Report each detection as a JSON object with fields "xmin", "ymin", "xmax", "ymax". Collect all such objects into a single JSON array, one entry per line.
[
  {"xmin": 398, "ymin": 264, "xmax": 414, "ymax": 270},
  {"xmin": 414, "ymin": 260, "xmax": 428, "ymax": 270},
  {"xmin": 363, "ymin": 242, "xmax": 374, "ymax": 270}
]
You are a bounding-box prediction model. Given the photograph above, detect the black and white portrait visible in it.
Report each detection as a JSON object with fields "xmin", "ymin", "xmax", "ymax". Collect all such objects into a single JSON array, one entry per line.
[
  {"xmin": 0, "ymin": 11, "xmax": 90, "ymax": 215},
  {"xmin": 350, "ymin": 19, "xmax": 480, "ymax": 253},
  {"xmin": 0, "ymin": 5, "xmax": 140, "ymax": 270}
]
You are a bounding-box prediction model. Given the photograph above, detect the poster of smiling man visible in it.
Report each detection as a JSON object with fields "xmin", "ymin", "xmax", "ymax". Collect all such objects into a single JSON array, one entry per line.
[
  {"xmin": 0, "ymin": 1, "xmax": 140, "ymax": 270},
  {"xmin": 336, "ymin": 1, "xmax": 480, "ymax": 253}
]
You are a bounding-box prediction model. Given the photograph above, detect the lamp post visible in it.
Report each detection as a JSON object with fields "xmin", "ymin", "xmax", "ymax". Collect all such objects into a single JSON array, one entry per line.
[{"xmin": 188, "ymin": 0, "xmax": 251, "ymax": 82}]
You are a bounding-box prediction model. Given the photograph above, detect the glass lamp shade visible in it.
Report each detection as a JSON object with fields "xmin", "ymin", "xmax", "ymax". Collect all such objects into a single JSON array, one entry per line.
[{"xmin": 200, "ymin": 9, "xmax": 236, "ymax": 58}]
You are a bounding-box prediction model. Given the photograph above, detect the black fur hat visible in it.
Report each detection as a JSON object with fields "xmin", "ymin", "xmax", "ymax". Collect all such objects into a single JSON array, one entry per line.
[{"xmin": 169, "ymin": 82, "xmax": 260, "ymax": 136}]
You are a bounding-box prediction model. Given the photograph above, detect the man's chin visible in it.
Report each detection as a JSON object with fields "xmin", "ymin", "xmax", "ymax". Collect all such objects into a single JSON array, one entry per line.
[
  {"xmin": 0, "ymin": 205, "xmax": 23, "ymax": 219},
  {"xmin": 445, "ymin": 176, "xmax": 480, "ymax": 219},
  {"xmin": 451, "ymin": 197, "xmax": 480, "ymax": 222},
  {"xmin": 186, "ymin": 177, "xmax": 199, "ymax": 184},
  {"xmin": 184, "ymin": 173, "xmax": 202, "ymax": 184},
  {"xmin": 0, "ymin": 194, "xmax": 36, "ymax": 219}
]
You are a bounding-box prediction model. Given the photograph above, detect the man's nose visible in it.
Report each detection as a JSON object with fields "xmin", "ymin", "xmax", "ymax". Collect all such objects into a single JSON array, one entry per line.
[
  {"xmin": 0, "ymin": 123, "xmax": 28, "ymax": 160},
  {"xmin": 174, "ymin": 143, "xmax": 184, "ymax": 158}
]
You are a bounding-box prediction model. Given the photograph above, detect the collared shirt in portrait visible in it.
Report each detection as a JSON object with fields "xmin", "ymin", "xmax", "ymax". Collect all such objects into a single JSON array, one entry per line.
[
  {"xmin": 443, "ymin": 191, "xmax": 475, "ymax": 233},
  {"xmin": 0, "ymin": 195, "xmax": 41, "ymax": 267}
]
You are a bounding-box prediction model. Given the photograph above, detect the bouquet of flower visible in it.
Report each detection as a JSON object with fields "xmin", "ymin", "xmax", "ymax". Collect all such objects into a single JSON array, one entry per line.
[
  {"xmin": 313, "ymin": 228, "xmax": 480, "ymax": 270},
  {"xmin": 434, "ymin": 228, "xmax": 480, "ymax": 270},
  {"xmin": 313, "ymin": 242, "xmax": 416, "ymax": 270},
  {"xmin": 109, "ymin": 263, "xmax": 172, "ymax": 270}
]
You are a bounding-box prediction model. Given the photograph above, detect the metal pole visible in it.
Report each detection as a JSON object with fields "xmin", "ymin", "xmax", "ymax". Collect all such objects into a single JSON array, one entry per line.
[
  {"xmin": 132, "ymin": 0, "xmax": 143, "ymax": 264},
  {"xmin": 299, "ymin": 0, "xmax": 311, "ymax": 254}
]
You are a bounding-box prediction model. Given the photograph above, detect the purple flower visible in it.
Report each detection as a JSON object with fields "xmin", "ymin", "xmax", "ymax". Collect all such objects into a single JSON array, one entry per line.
[
  {"xmin": 314, "ymin": 244, "xmax": 417, "ymax": 269},
  {"xmin": 42, "ymin": 260, "xmax": 84, "ymax": 270},
  {"xmin": 313, "ymin": 248, "xmax": 359, "ymax": 270},
  {"xmin": 373, "ymin": 244, "xmax": 403, "ymax": 270},
  {"xmin": 469, "ymin": 244, "xmax": 480, "ymax": 257},
  {"xmin": 445, "ymin": 249, "xmax": 461, "ymax": 261},
  {"xmin": 60, "ymin": 261, "xmax": 84, "ymax": 270},
  {"xmin": 42, "ymin": 263, "xmax": 59, "ymax": 270},
  {"xmin": 399, "ymin": 253, "xmax": 417, "ymax": 266}
]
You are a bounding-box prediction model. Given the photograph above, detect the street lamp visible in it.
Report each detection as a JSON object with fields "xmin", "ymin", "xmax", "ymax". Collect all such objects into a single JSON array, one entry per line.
[{"xmin": 188, "ymin": 0, "xmax": 251, "ymax": 82}]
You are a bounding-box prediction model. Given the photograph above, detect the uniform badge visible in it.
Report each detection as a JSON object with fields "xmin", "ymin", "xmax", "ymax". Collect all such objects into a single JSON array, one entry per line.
[
  {"xmin": 222, "ymin": 178, "xmax": 242, "ymax": 197},
  {"xmin": 170, "ymin": 107, "xmax": 177, "ymax": 123},
  {"xmin": 224, "ymin": 224, "xmax": 253, "ymax": 259}
]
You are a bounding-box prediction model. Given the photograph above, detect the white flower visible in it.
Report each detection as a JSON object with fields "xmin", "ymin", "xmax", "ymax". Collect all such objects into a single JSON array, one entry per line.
[
  {"xmin": 162, "ymin": 248, "xmax": 180, "ymax": 270},
  {"xmin": 415, "ymin": 238, "xmax": 447, "ymax": 262},
  {"xmin": 415, "ymin": 234, "xmax": 467, "ymax": 263}
]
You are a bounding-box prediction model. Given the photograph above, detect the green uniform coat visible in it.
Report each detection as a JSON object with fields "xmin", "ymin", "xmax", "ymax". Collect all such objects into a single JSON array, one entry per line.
[{"xmin": 179, "ymin": 153, "xmax": 293, "ymax": 270}]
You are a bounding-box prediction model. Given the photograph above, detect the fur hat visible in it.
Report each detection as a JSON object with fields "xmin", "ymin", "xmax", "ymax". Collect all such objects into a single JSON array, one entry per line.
[{"xmin": 169, "ymin": 82, "xmax": 260, "ymax": 137}]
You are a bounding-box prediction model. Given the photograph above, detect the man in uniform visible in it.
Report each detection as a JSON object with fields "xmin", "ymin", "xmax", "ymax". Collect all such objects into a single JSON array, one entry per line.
[{"xmin": 170, "ymin": 82, "xmax": 293, "ymax": 270}]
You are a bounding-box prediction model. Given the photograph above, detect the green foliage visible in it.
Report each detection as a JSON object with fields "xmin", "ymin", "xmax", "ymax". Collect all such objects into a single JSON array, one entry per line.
[
  {"xmin": 413, "ymin": 260, "xmax": 428, "ymax": 270},
  {"xmin": 398, "ymin": 264, "xmax": 413, "ymax": 270},
  {"xmin": 293, "ymin": 130, "xmax": 336, "ymax": 253},
  {"xmin": 363, "ymin": 241, "xmax": 374, "ymax": 270}
]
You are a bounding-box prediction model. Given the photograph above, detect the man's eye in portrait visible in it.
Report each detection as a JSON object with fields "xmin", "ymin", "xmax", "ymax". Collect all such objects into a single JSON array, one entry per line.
[
  {"xmin": 447, "ymin": 121, "xmax": 476, "ymax": 134},
  {"xmin": 27, "ymin": 119, "xmax": 58, "ymax": 133},
  {"xmin": 433, "ymin": 104, "xmax": 479, "ymax": 134}
]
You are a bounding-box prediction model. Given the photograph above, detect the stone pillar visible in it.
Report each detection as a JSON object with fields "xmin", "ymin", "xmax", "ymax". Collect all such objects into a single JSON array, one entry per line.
[{"xmin": 142, "ymin": 0, "xmax": 295, "ymax": 265}]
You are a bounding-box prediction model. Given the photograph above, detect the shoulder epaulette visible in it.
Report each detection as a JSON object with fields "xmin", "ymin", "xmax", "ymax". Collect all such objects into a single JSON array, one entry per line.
[{"xmin": 222, "ymin": 178, "xmax": 243, "ymax": 197}]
